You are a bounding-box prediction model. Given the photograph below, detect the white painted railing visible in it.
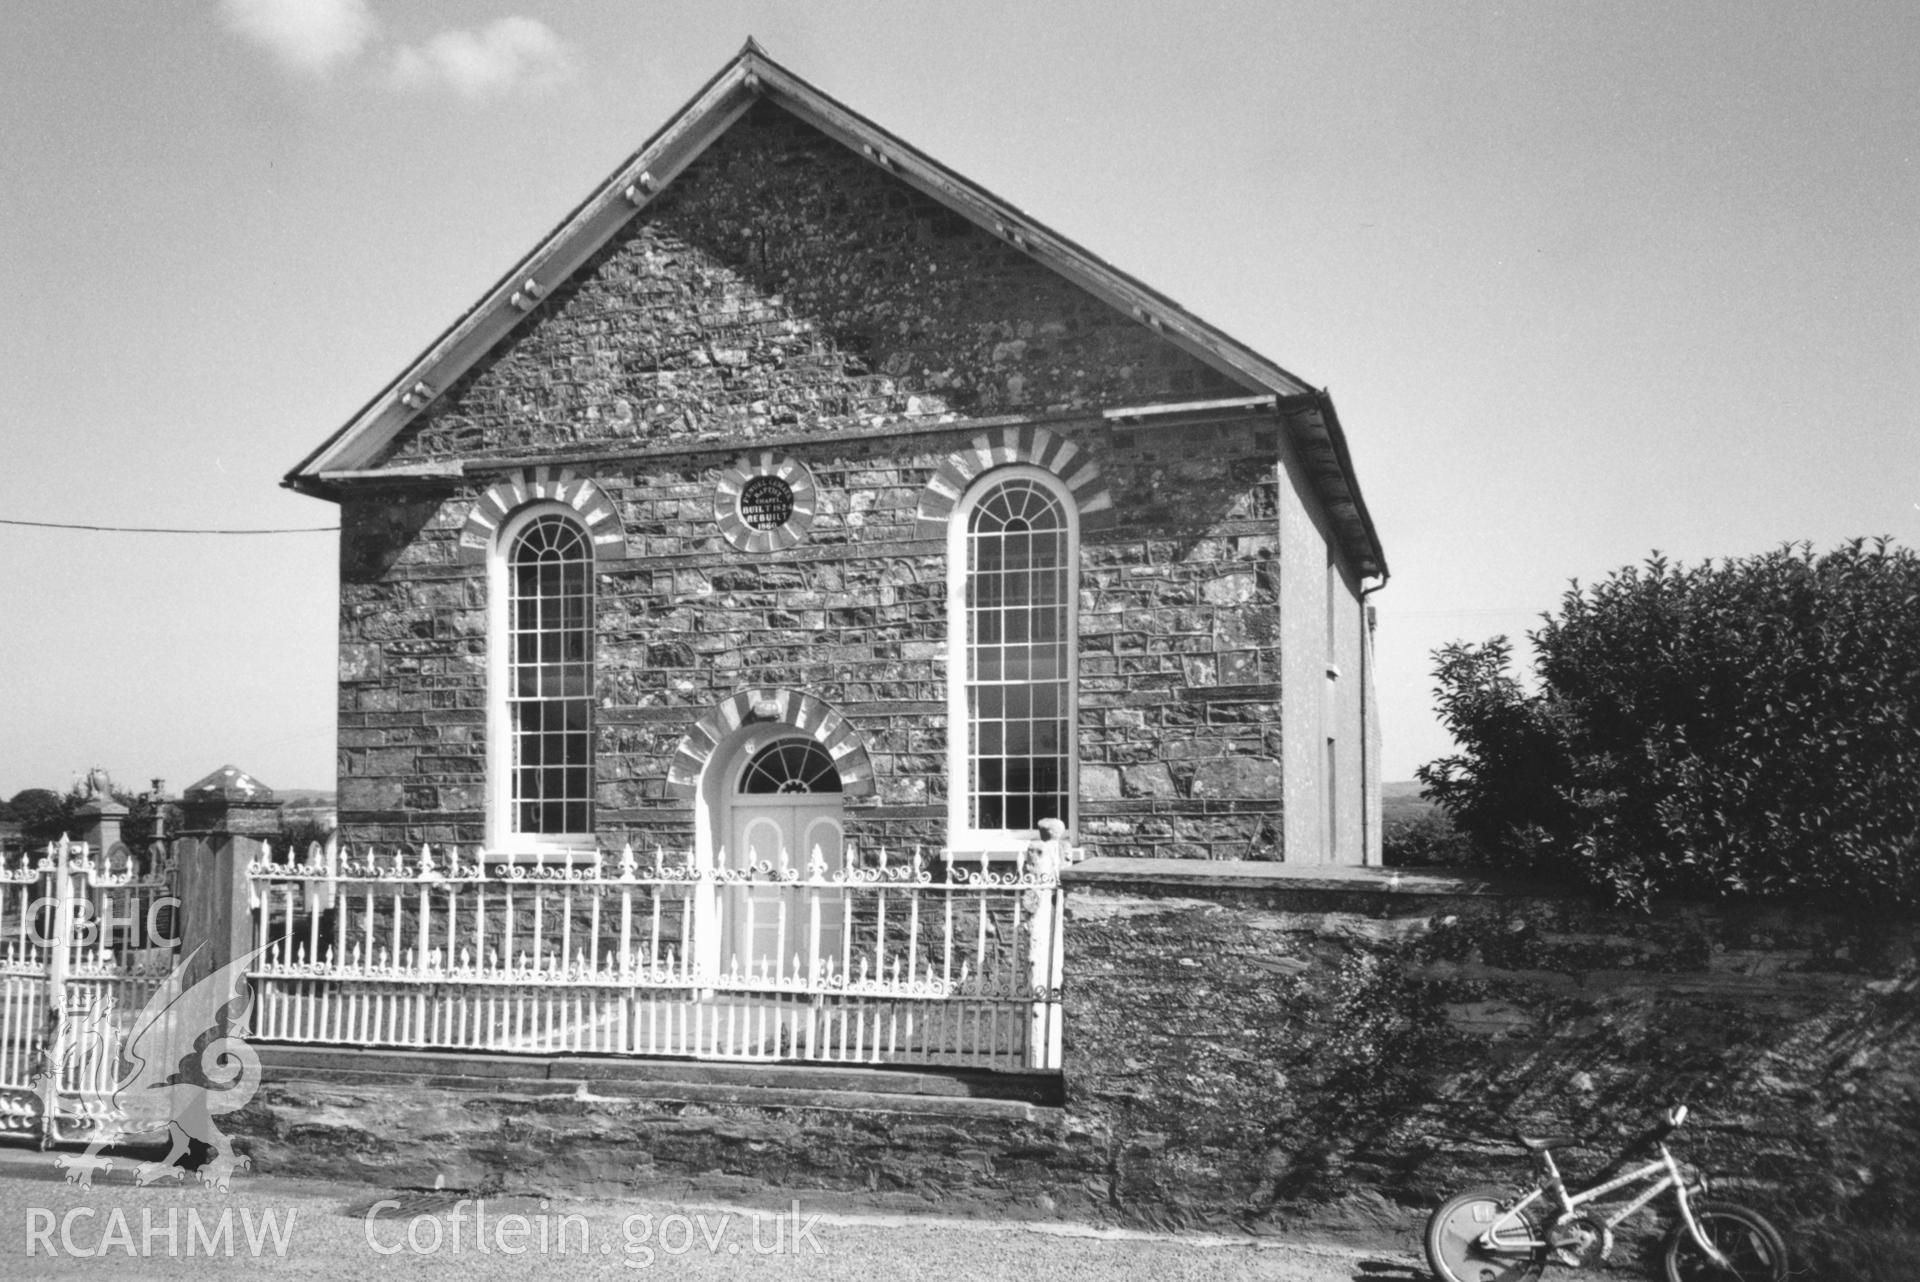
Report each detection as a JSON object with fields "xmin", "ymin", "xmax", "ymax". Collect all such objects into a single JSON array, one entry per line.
[{"xmin": 246, "ymin": 841, "xmax": 1067, "ymax": 1072}]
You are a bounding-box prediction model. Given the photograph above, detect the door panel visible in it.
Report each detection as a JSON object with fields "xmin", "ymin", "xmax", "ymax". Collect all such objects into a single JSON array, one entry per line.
[{"xmin": 725, "ymin": 799, "xmax": 845, "ymax": 982}]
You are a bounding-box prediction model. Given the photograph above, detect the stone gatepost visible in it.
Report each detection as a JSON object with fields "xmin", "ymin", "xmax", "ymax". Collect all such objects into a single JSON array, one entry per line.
[
  {"xmin": 72, "ymin": 776, "xmax": 128, "ymax": 869},
  {"xmin": 174, "ymin": 765, "xmax": 278, "ymax": 1014}
]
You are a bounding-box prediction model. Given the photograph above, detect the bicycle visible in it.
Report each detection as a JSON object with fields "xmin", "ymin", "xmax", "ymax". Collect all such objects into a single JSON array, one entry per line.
[{"xmin": 1424, "ymin": 1106, "xmax": 1789, "ymax": 1282}]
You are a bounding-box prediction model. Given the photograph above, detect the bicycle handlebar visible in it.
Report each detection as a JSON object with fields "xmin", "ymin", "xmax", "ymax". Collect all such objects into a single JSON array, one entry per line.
[
  {"xmin": 1635, "ymin": 1104, "xmax": 1689, "ymax": 1154},
  {"xmin": 1598, "ymin": 1105, "xmax": 1689, "ymax": 1173}
]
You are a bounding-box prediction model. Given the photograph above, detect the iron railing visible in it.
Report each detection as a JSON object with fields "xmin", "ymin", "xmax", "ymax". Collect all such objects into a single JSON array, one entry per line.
[{"xmin": 247, "ymin": 841, "xmax": 1066, "ymax": 1072}]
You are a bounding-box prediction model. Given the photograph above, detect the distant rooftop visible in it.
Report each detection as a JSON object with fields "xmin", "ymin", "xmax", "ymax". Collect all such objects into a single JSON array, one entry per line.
[{"xmin": 183, "ymin": 765, "xmax": 276, "ymax": 803}]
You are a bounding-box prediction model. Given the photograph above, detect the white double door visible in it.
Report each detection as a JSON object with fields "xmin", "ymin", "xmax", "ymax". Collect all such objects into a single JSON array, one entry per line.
[{"xmin": 720, "ymin": 797, "xmax": 846, "ymax": 982}]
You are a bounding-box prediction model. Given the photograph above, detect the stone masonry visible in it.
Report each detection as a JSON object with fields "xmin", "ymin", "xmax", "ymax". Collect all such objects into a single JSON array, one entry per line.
[
  {"xmin": 339, "ymin": 411, "xmax": 1290, "ymax": 858},
  {"xmin": 382, "ymin": 100, "xmax": 1245, "ymax": 463},
  {"xmin": 332, "ymin": 97, "xmax": 1331, "ymax": 860}
]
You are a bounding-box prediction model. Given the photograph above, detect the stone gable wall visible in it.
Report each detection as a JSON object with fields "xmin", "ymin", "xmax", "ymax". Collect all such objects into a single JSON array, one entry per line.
[
  {"xmin": 336, "ymin": 413, "xmax": 1293, "ymax": 858},
  {"xmin": 378, "ymin": 99, "xmax": 1244, "ymax": 467},
  {"xmin": 330, "ymin": 96, "xmax": 1349, "ymax": 860}
]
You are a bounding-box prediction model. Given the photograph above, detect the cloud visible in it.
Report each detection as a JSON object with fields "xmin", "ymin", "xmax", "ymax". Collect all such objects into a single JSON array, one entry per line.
[
  {"xmin": 390, "ymin": 17, "xmax": 575, "ymax": 99},
  {"xmin": 221, "ymin": 0, "xmax": 376, "ymax": 78}
]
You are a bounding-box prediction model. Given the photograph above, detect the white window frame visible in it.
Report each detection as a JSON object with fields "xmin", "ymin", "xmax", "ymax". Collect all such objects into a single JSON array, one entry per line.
[
  {"xmin": 945, "ymin": 464, "xmax": 1079, "ymax": 857},
  {"xmin": 487, "ymin": 501, "xmax": 598, "ymax": 854}
]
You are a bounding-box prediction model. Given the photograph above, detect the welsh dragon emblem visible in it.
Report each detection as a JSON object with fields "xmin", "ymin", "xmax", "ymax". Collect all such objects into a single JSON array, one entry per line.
[{"xmin": 36, "ymin": 944, "xmax": 267, "ymax": 1192}]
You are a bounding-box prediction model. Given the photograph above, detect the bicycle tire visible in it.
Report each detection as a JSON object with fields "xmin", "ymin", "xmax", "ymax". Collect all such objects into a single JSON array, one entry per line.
[
  {"xmin": 1662, "ymin": 1200, "xmax": 1789, "ymax": 1282},
  {"xmin": 1423, "ymin": 1185, "xmax": 1548, "ymax": 1282}
]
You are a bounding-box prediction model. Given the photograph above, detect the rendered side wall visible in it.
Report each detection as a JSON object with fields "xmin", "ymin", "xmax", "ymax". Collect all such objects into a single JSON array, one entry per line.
[
  {"xmin": 1360, "ymin": 602, "xmax": 1382, "ymax": 865},
  {"xmin": 1276, "ymin": 432, "xmax": 1374, "ymax": 865}
]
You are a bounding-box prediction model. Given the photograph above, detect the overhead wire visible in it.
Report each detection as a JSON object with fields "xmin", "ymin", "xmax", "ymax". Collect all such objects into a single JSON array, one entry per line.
[{"xmin": 0, "ymin": 518, "xmax": 338, "ymax": 535}]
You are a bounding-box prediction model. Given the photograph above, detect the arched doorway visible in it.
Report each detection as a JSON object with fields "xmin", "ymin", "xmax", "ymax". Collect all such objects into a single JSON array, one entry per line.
[{"xmin": 720, "ymin": 737, "xmax": 847, "ymax": 980}]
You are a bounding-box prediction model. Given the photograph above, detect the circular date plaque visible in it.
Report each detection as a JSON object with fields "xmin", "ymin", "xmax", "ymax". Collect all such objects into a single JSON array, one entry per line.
[
  {"xmin": 715, "ymin": 454, "xmax": 817, "ymax": 552},
  {"xmin": 739, "ymin": 475, "xmax": 796, "ymax": 530}
]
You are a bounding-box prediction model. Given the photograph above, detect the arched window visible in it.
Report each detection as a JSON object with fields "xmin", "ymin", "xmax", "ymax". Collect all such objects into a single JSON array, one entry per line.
[
  {"xmin": 493, "ymin": 508, "xmax": 595, "ymax": 842},
  {"xmin": 948, "ymin": 469, "xmax": 1077, "ymax": 845}
]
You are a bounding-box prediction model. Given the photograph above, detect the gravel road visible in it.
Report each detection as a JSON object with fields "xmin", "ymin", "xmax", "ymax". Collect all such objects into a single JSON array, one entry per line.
[{"xmin": 0, "ymin": 1147, "xmax": 1435, "ymax": 1281}]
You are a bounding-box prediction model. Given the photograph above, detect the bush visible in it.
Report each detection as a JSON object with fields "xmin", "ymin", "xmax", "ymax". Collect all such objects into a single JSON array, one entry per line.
[
  {"xmin": 1417, "ymin": 539, "xmax": 1920, "ymax": 907},
  {"xmin": 1382, "ymin": 809, "xmax": 1473, "ymax": 867},
  {"xmin": 275, "ymin": 812, "xmax": 333, "ymax": 862},
  {"xmin": 4, "ymin": 788, "xmax": 72, "ymax": 845}
]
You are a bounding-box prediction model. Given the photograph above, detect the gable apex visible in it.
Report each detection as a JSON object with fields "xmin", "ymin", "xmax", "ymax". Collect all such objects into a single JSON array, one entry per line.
[{"xmin": 285, "ymin": 43, "xmax": 1384, "ymax": 577}]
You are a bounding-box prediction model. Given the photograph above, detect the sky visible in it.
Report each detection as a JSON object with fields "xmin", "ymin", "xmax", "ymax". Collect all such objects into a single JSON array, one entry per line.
[{"xmin": 2, "ymin": 1, "xmax": 1915, "ymax": 800}]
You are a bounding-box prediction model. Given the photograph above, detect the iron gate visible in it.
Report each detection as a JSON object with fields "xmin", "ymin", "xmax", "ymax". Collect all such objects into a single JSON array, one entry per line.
[{"xmin": 0, "ymin": 837, "xmax": 179, "ymax": 1146}]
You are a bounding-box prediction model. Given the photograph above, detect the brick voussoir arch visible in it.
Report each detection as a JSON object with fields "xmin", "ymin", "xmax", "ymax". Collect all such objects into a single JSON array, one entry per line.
[
  {"xmin": 914, "ymin": 425, "xmax": 1111, "ymax": 538},
  {"xmin": 456, "ymin": 466, "xmax": 629, "ymax": 563},
  {"xmin": 666, "ymin": 689, "xmax": 876, "ymax": 800}
]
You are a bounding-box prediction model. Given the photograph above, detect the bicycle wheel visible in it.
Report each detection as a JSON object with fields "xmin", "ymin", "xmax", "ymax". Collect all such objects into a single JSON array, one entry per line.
[
  {"xmin": 1663, "ymin": 1200, "xmax": 1789, "ymax": 1282},
  {"xmin": 1423, "ymin": 1186, "xmax": 1548, "ymax": 1282}
]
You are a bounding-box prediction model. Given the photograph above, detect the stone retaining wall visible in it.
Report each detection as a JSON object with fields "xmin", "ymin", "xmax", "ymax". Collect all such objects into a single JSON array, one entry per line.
[
  {"xmin": 1061, "ymin": 859, "xmax": 1920, "ymax": 1271},
  {"xmin": 234, "ymin": 1051, "xmax": 1086, "ymax": 1218},
  {"xmin": 232, "ymin": 863, "xmax": 1917, "ymax": 1271}
]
